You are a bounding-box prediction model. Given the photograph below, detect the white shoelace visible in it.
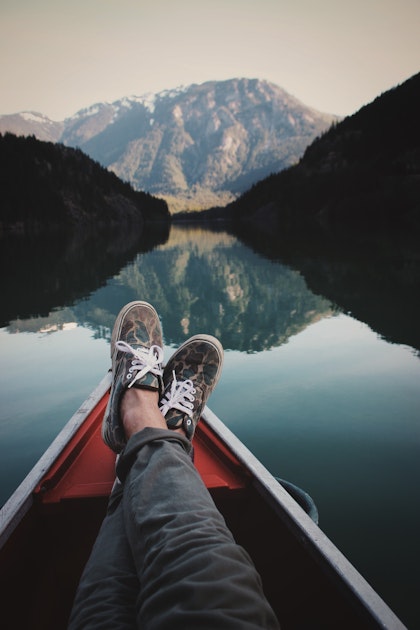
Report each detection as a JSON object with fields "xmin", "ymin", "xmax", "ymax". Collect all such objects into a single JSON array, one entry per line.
[
  {"xmin": 159, "ymin": 370, "xmax": 196, "ymax": 418},
  {"xmin": 116, "ymin": 340, "xmax": 163, "ymax": 388}
]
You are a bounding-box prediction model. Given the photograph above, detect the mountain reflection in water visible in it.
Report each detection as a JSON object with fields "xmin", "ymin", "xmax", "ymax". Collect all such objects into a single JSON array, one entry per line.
[
  {"xmin": 2, "ymin": 226, "xmax": 334, "ymax": 353},
  {"xmin": 3, "ymin": 224, "xmax": 419, "ymax": 356},
  {"xmin": 232, "ymin": 222, "xmax": 420, "ymax": 354}
]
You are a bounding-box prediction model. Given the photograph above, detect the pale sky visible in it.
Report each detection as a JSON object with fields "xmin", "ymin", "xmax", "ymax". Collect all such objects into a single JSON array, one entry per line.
[{"xmin": 0, "ymin": 0, "xmax": 419, "ymax": 120}]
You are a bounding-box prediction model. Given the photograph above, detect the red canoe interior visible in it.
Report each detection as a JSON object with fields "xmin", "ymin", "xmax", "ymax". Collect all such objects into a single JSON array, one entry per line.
[{"xmin": 34, "ymin": 391, "xmax": 249, "ymax": 504}]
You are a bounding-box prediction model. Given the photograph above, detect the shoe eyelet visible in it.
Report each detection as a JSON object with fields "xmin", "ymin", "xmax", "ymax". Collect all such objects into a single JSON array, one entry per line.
[{"xmin": 127, "ymin": 373, "xmax": 132, "ymax": 380}]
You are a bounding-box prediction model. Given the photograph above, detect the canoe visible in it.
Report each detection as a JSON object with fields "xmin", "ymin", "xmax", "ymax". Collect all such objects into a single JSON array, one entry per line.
[{"xmin": 0, "ymin": 373, "xmax": 406, "ymax": 629}]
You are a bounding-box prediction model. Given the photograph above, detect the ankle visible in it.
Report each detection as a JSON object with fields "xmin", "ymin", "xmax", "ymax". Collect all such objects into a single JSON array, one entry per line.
[{"xmin": 121, "ymin": 388, "xmax": 167, "ymax": 439}]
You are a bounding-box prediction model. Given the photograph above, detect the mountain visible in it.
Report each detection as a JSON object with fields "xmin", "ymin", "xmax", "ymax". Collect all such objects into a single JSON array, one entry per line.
[
  {"xmin": 0, "ymin": 79, "xmax": 338, "ymax": 210},
  {"xmin": 0, "ymin": 133, "xmax": 169, "ymax": 230},
  {"xmin": 0, "ymin": 111, "xmax": 64, "ymax": 142},
  {"xmin": 220, "ymin": 72, "xmax": 420, "ymax": 234}
]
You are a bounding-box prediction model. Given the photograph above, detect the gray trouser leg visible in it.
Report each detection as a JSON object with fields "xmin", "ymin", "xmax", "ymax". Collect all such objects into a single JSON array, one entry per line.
[
  {"xmin": 119, "ymin": 427, "xmax": 280, "ymax": 630},
  {"xmin": 69, "ymin": 427, "xmax": 280, "ymax": 629},
  {"xmin": 68, "ymin": 490, "xmax": 138, "ymax": 629}
]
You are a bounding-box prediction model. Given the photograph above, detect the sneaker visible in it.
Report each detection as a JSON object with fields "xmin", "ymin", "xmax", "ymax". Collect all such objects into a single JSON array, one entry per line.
[
  {"xmin": 102, "ymin": 301, "xmax": 164, "ymax": 453},
  {"xmin": 159, "ymin": 335, "xmax": 223, "ymax": 439}
]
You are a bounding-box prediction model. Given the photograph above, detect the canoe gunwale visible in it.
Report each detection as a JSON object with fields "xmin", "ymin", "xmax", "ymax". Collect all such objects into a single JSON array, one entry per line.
[{"xmin": 0, "ymin": 372, "xmax": 112, "ymax": 549}]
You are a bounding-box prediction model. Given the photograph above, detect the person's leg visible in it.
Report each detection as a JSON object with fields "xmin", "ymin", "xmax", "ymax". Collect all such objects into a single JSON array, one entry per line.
[
  {"xmin": 118, "ymin": 328, "xmax": 279, "ymax": 628},
  {"xmin": 70, "ymin": 300, "xmax": 166, "ymax": 629},
  {"xmin": 118, "ymin": 422, "xmax": 280, "ymax": 630},
  {"xmin": 71, "ymin": 302, "xmax": 280, "ymax": 629},
  {"xmin": 68, "ymin": 484, "xmax": 138, "ymax": 630}
]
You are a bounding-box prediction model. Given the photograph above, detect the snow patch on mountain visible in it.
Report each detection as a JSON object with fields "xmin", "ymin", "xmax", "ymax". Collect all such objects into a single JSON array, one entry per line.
[{"xmin": 21, "ymin": 112, "xmax": 53, "ymax": 124}]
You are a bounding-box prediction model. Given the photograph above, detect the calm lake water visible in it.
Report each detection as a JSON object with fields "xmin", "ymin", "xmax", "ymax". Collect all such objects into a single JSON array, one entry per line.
[{"xmin": 1, "ymin": 224, "xmax": 419, "ymax": 628}]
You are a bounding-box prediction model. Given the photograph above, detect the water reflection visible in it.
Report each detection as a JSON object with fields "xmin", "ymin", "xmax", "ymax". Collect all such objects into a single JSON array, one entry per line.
[
  {"xmin": 0, "ymin": 222, "xmax": 169, "ymax": 327},
  {"xmin": 109, "ymin": 227, "xmax": 334, "ymax": 351},
  {"xmin": 2, "ymin": 223, "xmax": 419, "ymax": 356},
  {"xmin": 2, "ymin": 226, "xmax": 333, "ymax": 353},
  {"xmin": 232, "ymin": 222, "xmax": 420, "ymax": 353}
]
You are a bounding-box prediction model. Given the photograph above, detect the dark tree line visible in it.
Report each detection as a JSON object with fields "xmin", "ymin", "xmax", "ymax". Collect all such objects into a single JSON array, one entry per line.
[{"xmin": 0, "ymin": 133, "xmax": 170, "ymax": 230}]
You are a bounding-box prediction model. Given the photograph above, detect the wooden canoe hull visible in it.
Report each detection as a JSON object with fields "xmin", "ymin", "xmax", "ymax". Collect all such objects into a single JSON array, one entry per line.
[{"xmin": 0, "ymin": 374, "xmax": 406, "ymax": 629}]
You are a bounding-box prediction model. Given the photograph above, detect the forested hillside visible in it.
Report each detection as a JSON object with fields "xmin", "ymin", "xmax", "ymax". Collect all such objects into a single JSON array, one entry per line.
[
  {"xmin": 220, "ymin": 72, "xmax": 420, "ymax": 234},
  {"xmin": 0, "ymin": 133, "xmax": 169, "ymax": 230}
]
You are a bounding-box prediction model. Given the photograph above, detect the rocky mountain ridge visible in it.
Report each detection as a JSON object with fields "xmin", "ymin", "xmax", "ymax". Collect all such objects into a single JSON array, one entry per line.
[{"xmin": 0, "ymin": 79, "xmax": 338, "ymax": 210}]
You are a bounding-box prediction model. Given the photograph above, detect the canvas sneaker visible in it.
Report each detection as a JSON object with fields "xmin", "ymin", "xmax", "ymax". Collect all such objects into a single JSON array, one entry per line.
[
  {"xmin": 159, "ymin": 335, "xmax": 223, "ymax": 439},
  {"xmin": 102, "ymin": 301, "xmax": 164, "ymax": 453}
]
